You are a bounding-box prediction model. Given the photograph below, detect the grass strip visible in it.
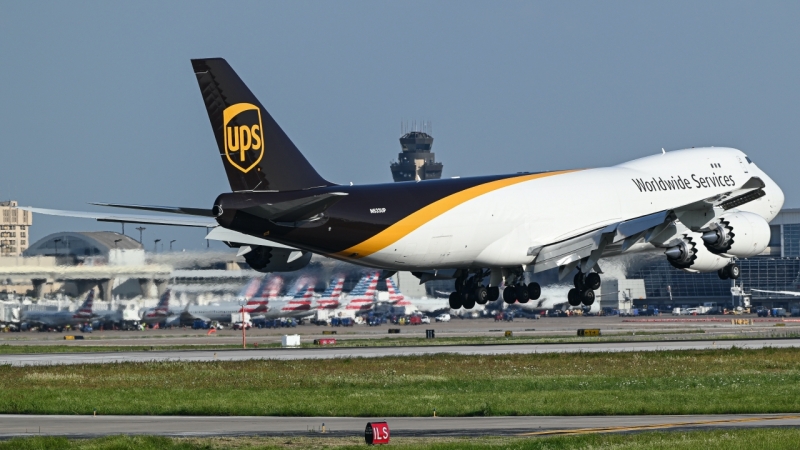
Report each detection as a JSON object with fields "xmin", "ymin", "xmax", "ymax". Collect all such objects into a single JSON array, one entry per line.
[
  {"xmin": 3, "ymin": 428, "xmax": 800, "ymax": 449},
  {"xmin": 3, "ymin": 348, "xmax": 800, "ymax": 416}
]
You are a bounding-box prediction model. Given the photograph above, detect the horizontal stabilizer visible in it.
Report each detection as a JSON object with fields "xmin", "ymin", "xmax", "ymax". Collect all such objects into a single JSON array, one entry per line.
[
  {"xmin": 90, "ymin": 203, "xmax": 214, "ymax": 217},
  {"xmin": 240, "ymin": 192, "xmax": 347, "ymax": 223},
  {"xmin": 20, "ymin": 207, "xmax": 216, "ymax": 228}
]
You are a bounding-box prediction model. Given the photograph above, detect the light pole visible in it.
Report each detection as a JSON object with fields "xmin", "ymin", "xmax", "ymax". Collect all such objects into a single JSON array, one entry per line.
[
  {"xmin": 170, "ymin": 240, "xmax": 176, "ymax": 251},
  {"xmin": 53, "ymin": 238, "xmax": 62, "ymax": 259},
  {"xmin": 240, "ymin": 300, "xmax": 247, "ymax": 349},
  {"xmin": 154, "ymin": 239, "xmax": 161, "ymax": 253},
  {"xmin": 136, "ymin": 227, "xmax": 146, "ymax": 244}
]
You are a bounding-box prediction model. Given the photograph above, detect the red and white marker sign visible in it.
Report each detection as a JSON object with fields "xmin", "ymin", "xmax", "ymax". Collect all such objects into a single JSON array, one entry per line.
[{"xmin": 365, "ymin": 421, "xmax": 390, "ymax": 445}]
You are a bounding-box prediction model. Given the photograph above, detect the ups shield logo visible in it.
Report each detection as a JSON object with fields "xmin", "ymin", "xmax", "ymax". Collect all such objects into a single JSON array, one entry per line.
[{"xmin": 223, "ymin": 103, "xmax": 264, "ymax": 173}]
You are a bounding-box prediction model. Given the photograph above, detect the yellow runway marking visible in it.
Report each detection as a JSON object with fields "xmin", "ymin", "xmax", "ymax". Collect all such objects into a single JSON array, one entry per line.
[{"xmin": 518, "ymin": 415, "xmax": 800, "ymax": 436}]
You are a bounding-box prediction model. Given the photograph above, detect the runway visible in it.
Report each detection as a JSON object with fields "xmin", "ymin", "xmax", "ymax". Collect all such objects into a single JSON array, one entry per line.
[
  {"xmin": 3, "ymin": 338, "xmax": 800, "ymax": 366},
  {"xmin": 2, "ymin": 414, "xmax": 800, "ymax": 438},
  {"xmin": 4, "ymin": 315, "xmax": 797, "ymax": 347}
]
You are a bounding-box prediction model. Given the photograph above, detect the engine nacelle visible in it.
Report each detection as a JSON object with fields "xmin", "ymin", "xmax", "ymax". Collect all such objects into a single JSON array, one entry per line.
[
  {"xmin": 701, "ymin": 211, "xmax": 770, "ymax": 258},
  {"xmin": 243, "ymin": 246, "xmax": 312, "ymax": 273},
  {"xmin": 665, "ymin": 233, "xmax": 729, "ymax": 273}
]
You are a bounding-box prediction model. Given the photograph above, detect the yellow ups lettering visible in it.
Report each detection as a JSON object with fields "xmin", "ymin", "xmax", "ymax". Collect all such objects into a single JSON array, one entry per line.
[
  {"xmin": 222, "ymin": 103, "xmax": 265, "ymax": 173},
  {"xmin": 227, "ymin": 126, "xmax": 240, "ymax": 151},
  {"xmin": 251, "ymin": 125, "xmax": 261, "ymax": 150},
  {"xmin": 239, "ymin": 125, "xmax": 252, "ymax": 157}
]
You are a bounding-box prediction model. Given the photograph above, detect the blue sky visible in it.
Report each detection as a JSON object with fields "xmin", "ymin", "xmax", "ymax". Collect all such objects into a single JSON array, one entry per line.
[{"xmin": 1, "ymin": 1, "xmax": 798, "ymax": 250}]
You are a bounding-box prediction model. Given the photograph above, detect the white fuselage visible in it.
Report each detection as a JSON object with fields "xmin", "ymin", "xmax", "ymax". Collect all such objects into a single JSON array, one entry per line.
[{"xmin": 360, "ymin": 148, "xmax": 783, "ymax": 270}]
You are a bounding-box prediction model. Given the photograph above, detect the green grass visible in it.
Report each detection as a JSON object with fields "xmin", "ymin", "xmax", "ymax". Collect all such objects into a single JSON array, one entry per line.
[
  {"xmin": 3, "ymin": 348, "xmax": 800, "ymax": 416},
  {"xmin": 4, "ymin": 429, "xmax": 800, "ymax": 449}
]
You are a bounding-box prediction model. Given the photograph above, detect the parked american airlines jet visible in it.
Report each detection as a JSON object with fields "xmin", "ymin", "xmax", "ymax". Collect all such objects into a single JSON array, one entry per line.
[
  {"xmin": 23, "ymin": 290, "xmax": 95, "ymax": 329},
  {"xmin": 264, "ymin": 285, "xmax": 315, "ymax": 319},
  {"xmin": 338, "ymin": 273, "xmax": 380, "ymax": 314},
  {"xmin": 140, "ymin": 289, "xmax": 174, "ymax": 324},
  {"xmin": 314, "ymin": 275, "xmax": 346, "ymax": 310},
  {"xmin": 25, "ymin": 58, "xmax": 785, "ymax": 314}
]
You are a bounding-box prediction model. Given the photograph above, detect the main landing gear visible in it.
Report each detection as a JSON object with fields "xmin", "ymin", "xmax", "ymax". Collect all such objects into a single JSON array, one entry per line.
[
  {"xmin": 717, "ymin": 262, "xmax": 741, "ymax": 280},
  {"xmin": 502, "ymin": 282, "xmax": 541, "ymax": 305},
  {"xmin": 568, "ymin": 271, "xmax": 600, "ymax": 307},
  {"xmin": 448, "ymin": 271, "xmax": 507, "ymax": 310}
]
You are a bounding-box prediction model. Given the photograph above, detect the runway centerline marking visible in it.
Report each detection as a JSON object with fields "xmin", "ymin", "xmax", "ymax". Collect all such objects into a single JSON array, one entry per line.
[{"xmin": 518, "ymin": 414, "xmax": 800, "ymax": 436}]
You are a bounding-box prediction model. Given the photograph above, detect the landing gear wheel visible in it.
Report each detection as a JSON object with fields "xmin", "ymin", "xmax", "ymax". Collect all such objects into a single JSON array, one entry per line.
[
  {"xmin": 582, "ymin": 289, "xmax": 595, "ymax": 306},
  {"xmin": 474, "ymin": 286, "xmax": 489, "ymax": 305},
  {"xmin": 487, "ymin": 286, "xmax": 500, "ymax": 301},
  {"xmin": 585, "ymin": 273, "xmax": 601, "ymax": 290},
  {"xmin": 728, "ymin": 264, "xmax": 741, "ymax": 280},
  {"xmin": 503, "ymin": 286, "xmax": 517, "ymax": 304},
  {"xmin": 573, "ymin": 272, "xmax": 585, "ymax": 290},
  {"xmin": 462, "ymin": 296, "xmax": 476, "ymax": 310},
  {"xmin": 515, "ymin": 284, "xmax": 530, "ymax": 303},
  {"xmin": 717, "ymin": 268, "xmax": 729, "ymax": 280},
  {"xmin": 449, "ymin": 292, "xmax": 462, "ymax": 309},
  {"xmin": 567, "ymin": 288, "xmax": 582, "ymax": 306},
  {"xmin": 527, "ymin": 282, "xmax": 541, "ymax": 301}
]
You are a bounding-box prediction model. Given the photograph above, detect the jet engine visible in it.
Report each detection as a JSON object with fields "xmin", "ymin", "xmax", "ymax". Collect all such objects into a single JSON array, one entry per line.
[
  {"xmin": 701, "ymin": 211, "xmax": 770, "ymax": 258},
  {"xmin": 665, "ymin": 233, "xmax": 729, "ymax": 273},
  {"xmin": 242, "ymin": 246, "xmax": 312, "ymax": 273}
]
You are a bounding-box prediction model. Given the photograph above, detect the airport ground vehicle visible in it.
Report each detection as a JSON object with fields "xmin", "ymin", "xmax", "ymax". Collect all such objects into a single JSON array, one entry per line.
[
  {"xmin": 640, "ymin": 307, "xmax": 659, "ymax": 316},
  {"xmin": 254, "ymin": 318, "xmax": 297, "ymax": 328},
  {"xmin": 495, "ymin": 312, "xmax": 514, "ymax": 322},
  {"xmin": 192, "ymin": 319, "xmax": 210, "ymax": 330},
  {"xmin": 420, "ymin": 316, "xmax": 431, "ymax": 324},
  {"xmin": 435, "ymin": 314, "xmax": 451, "ymax": 322},
  {"xmin": 232, "ymin": 321, "xmax": 251, "ymax": 330},
  {"xmin": 756, "ymin": 306, "xmax": 770, "ymax": 317}
]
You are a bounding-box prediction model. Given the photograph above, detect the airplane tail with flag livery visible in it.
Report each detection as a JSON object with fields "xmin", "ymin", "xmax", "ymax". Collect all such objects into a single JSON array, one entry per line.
[{"xmin": 76, "ymin": 290, "xmax": 95, "ymax": 317}]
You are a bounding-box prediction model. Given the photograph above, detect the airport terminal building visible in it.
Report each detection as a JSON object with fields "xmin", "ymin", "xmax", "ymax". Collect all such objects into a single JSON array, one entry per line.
[{"xmin": 630, "ymin": 208, "xmax": 800, "ymax": 310}]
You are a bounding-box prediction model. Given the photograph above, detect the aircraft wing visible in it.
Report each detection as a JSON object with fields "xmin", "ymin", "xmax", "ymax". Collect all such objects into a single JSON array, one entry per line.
[
  {"xmin": 751, "ymin": 289, "xmax": 800, "ymax": 297},
  {"xmin": 531, "ymin": 176, "xmax": 768, "ymax": 278}
]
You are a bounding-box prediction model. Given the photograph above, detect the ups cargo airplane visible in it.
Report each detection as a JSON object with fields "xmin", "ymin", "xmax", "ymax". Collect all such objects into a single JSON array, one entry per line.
[{"xmin": 26, "ymin": 58, "xmax": 784, "ymax": 311}]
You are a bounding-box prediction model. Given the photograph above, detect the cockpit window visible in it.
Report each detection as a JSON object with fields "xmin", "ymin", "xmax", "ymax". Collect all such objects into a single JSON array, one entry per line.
[{"xmin": 745, "ymin": 156, "xmax": 753, "ymax": 164}]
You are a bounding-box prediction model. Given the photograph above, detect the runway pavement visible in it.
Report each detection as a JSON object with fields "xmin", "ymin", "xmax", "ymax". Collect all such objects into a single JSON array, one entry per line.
[
  {"xmin": 3, "ymin": 338, "xmax": 800, "ymax": 366},
  {"xmin": 3, "ymin": 414, "xmax": 800, "ymax": 438},
  {"xmin": 4, "ymin": 315, "xmax": 797, "ymax": 347}
]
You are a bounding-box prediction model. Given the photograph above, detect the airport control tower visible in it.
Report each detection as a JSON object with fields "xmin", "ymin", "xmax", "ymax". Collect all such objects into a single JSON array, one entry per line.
[{"xmin": 390, "ymin": 122, "xmax": 443, "ymax": 182}]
